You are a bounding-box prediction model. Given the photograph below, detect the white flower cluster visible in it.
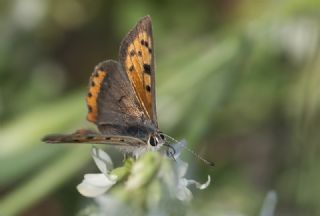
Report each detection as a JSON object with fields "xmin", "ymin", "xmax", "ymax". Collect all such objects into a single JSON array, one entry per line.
[{"xmin": 77, "ymin": 141, "xmax": 210, "ymax": 202}]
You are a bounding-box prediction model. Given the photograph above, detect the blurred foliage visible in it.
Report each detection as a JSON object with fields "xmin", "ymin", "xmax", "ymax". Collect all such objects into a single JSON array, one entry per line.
[{"xmin": 1, "ymin": 0, "xmax": 320, "ymax": 215}]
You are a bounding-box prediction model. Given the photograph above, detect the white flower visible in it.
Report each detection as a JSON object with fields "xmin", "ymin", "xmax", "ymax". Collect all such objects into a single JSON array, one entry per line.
[
  {"xmin": 157, "ymin": 139, "xmax": 211, "ymax": 202},
  {"xmin": 76, "ymin": 140, "xmax": 211, "ymax": 202},
  {"xmin": 170, "ymin": 139, "xmax": 187, "ymax": 160},
  {"xmin": 77, "ymin": 146, "xmax": 117, "ymax": 197},
  {"xmin": 174, "ymin": 148, "xmax": 211, "ymax": 202}
]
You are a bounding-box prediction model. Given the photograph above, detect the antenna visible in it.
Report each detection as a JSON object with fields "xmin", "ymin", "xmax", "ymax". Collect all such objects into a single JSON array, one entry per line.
[{"xmin": 163, "ymin": 134, "xmax": 215, "ymax": 167}]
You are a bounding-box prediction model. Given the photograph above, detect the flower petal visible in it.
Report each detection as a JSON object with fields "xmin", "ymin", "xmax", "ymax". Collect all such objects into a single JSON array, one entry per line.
[
  {"xmin": 184, "ymin": 175, "xmax": 211, "ymax": 190},
  {"xmin": 77, "ymin": 173, "xmax": 117, "ymax": 197},
  {"xmin": 92, "ymin": 146, "xmax": 113, "ymax": 174},
  {"xmin": 77, "ymin": 181, "xmax": 108, "ymax": 197},
  {"xmin": 176, "ymin": 159, "xmax": 188, "ymax": 178},
  {"xmin": 171, "ymin": 140, "xmax": 187, "ymax": 159},
  {"xmin": 176, "ymin": 183, "xmax": 193, "ymax": 202},
  {"xmin": 83, "ymin": 173, "xmax": 117, "ymax": 187}
]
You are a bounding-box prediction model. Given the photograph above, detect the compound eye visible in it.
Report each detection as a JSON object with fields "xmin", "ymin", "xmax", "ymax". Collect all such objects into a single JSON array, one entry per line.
[{"xmin": 148, "ymin": 136, "xmax": 157, "ymax": 146}]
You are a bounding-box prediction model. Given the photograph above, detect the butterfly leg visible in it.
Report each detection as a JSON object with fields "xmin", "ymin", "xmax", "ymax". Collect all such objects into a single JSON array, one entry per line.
[{"xmin": 122, "ymin": 153, "xmax": 129, "ymax": 162}]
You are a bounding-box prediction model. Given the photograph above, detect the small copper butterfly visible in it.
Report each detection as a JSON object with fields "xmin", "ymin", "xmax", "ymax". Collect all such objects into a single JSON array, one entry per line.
[{"xmin": 43, "ymin": 16, "xmax": 167, "ymax": 153}]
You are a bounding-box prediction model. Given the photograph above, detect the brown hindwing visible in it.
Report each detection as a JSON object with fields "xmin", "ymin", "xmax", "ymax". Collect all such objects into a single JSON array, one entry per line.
[{"xmin": 85, "ymin": 60, "xmax": 150, "ymax": 139}]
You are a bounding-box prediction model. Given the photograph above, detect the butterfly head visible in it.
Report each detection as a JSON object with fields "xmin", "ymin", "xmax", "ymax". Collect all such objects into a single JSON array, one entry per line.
[{"xmin": 147, "ymin": 132, "xmax": 165, "ymax": 147}]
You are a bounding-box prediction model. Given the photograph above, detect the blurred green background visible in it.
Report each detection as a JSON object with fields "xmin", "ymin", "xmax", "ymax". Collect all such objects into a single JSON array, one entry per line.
[{"xmin": 1, "ymin": 0, "xmax": 320, "ymax": 215}]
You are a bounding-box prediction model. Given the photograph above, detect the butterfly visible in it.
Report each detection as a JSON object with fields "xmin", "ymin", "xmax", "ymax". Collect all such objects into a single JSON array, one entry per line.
[{"xmin": 42, "ymin": 16, "xmax": 170, "ymax": 154}]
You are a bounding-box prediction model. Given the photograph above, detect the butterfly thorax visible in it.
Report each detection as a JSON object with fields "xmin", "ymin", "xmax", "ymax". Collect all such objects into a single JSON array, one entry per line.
[{"xmin": 97, "ymin": 119, "xmax": 164, "ymax": 147}]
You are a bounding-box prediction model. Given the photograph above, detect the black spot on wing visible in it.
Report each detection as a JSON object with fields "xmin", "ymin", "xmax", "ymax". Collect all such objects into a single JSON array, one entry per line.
[
  {"xmin": 130, "ymin": 50, "xmax": 136, "ymax": 56},
  {"xmin": 143, "ymin": 64, "xmax": 151, "ymax": 75}
]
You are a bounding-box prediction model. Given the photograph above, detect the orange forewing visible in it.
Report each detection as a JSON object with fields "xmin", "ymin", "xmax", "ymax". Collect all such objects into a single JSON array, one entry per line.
[
  {"xmin": 86, "ymin": 69, "xmax": 107, "ymax": 123},
  {"xmin": 124, "ymin": 31, "xmax": 153, "ymax": 120}
]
